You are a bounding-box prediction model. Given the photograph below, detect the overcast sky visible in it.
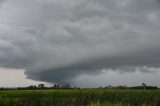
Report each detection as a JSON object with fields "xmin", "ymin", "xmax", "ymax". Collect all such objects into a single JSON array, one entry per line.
[{"xmin": 0, "ymin": 0, "xmax": 160, "ymax": 88}]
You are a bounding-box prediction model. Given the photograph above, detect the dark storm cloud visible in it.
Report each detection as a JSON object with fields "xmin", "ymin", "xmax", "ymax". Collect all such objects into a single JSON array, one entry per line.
[{"xmin": 0, "ymin": 0, "xmax": 160, "ymax": 83}]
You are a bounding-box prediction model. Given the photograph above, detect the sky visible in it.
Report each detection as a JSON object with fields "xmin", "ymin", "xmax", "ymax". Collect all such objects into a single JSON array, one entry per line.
[{"xmin": 0, "ymin": 0, "xmax": 160, "ymax": 88}]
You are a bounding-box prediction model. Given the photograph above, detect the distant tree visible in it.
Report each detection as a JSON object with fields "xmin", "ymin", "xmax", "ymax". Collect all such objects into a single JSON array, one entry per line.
[
  {"xmin": 38, "ymin": 84, "xmax": 45, "ymax": 89},
  {"xmin": 142, "ymin": 83, "xmax": 147, "ymax": 90},
  {"xmin": 53, "ymin": 84, "xmax": 60, "ymax": 88},
  {"xmin": 0, "ymin": 87, "xmax": 4, "ymax": 90},
  {"xmin": 62, "ymin": 84, "xmax": 71, "ymax": 89}
]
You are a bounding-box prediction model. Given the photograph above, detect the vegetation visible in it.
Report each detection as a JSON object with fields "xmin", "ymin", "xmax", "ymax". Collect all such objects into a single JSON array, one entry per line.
[{"xmin": 0, "ymin": 89, "xmax": 160, "ymax": 106}]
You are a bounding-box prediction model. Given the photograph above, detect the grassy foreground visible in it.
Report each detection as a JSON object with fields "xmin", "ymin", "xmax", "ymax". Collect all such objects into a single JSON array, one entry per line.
[{"xmin": 0, "ymin": 89, "xmax": 160, "ymax": 106}]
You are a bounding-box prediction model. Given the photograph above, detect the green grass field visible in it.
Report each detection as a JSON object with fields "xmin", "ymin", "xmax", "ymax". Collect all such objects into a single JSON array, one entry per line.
[{"xmin": 0, "ymin": 89, "xmax": 160, "ymax": 106}]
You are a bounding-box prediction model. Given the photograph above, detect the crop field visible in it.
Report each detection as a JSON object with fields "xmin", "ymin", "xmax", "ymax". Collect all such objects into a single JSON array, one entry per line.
[{"xmin": 0, "ymin": 89, "xmax": 160, "ymax": 106}]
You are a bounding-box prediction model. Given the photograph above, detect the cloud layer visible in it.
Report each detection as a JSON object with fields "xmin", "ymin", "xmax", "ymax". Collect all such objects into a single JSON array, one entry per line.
[{"xmin": 0, "ymin": 0, "xmax": 160, "ymax": 83}]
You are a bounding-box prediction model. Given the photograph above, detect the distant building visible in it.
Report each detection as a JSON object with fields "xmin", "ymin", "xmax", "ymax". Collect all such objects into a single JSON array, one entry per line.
[{"xmin": 38, "ymin": 84, "xmax": 45, "ymax": 88}]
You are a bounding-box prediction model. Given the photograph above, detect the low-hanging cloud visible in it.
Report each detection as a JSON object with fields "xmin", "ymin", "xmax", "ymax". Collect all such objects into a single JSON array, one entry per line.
[{"xmin": 0, "ymin": 0, "xmax": 160, "ymax": 83}]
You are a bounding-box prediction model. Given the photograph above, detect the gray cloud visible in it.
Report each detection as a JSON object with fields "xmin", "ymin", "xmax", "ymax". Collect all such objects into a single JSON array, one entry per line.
[
  {"xmin": 0, "ymin": 0, "xmax": 4, "ymax": 6},
  {"xmin": 0, "ymin": 0, "xmax": 160, "ymax": 83}
]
